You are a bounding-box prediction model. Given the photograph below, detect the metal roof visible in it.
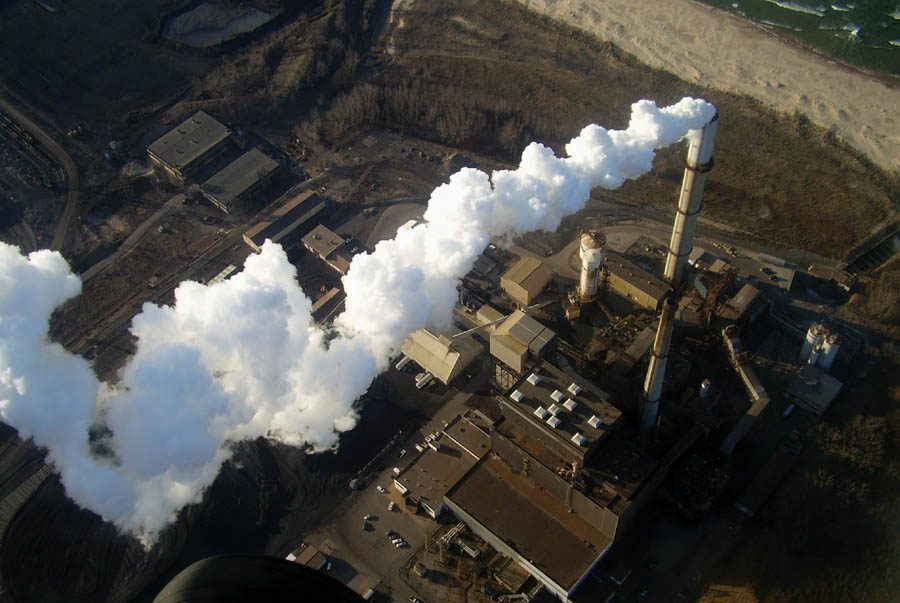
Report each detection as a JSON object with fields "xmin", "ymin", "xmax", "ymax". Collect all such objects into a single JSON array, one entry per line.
[
  {"xmin": 604, "ymin": 251, "xmax": 672, "ymax": 302},
  {"xmin": 244, "ymin": 190, "xmax": 325, "ymax": 249},
  {"xmin": 147, "ymin": 111, "xmax": 231, "ymax": 170},
  {"xmin": 727, "ymin": 283, "xmax": 761, "ymax": 314},
  {"xmin": 496, "ymin": 310, "xmax": 555, "ymax": 354},
  {"xmin": 501, "ymin": 256, "xmax": 553, "ymax": 296},
  {"xmin": 202, "ymin": 148, "xmax": 279, "ymax": 209},
  {"xmin": 401, "ymin": 328, "xmax": 482, "ymax": 384}
]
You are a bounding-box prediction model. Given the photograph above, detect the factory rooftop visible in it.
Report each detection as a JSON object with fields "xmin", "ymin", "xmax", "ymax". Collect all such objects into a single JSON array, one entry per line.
[
  {"xmin": 394, "ymin": 415, "xmax": 489, "ymax": 518},
  {"xmin": 201, "ymin": 148, "xmax": 280, "ymax": 212},
  {"xmin": 243, "ymin": 190, "xmax": 325, "ymax": 252},
  {"xmin": 302, "ymin": 224, "xmax": 344, "ymax": 260},
  {"xmin": 605, "ymin": 251, "xmax": 672, "ymax": 310},
  {"xmin": 503, "ymin": 360, "xmax": 620, "ymax": 454},
  {"xmin": 501, "ymin": 256, "xmax": 553, "ymax": 305},
  {"xmin": 446, "ymin": 454, "xmax": 612, "ymax": 593},
  {"xmin": 147, "ymin": 111, "xmax": 231, "ymax": 171},
  {"xmin": 786, "ymin": 364, "xmax": 843, "ymax": 415}
]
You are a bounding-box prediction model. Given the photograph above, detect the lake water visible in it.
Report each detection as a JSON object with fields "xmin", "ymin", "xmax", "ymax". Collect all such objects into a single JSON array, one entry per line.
[{"xmin": 699, "ymin": 0, "xmax": 900, "ymax": 75}]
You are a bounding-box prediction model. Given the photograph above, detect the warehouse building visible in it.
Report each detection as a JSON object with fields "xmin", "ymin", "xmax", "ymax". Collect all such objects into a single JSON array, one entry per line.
[
  {"xmin": 147, "ymin": 111, "xmax": 233, "ymax": 184},
  {"xmin": 400, "ymin": 328, "xmax": 482, "ymax": 385},
  {"xmin": 501, "ymin": 256, "xmax": 553, "ymax": 305},
  {"xmin": 243, "ymin": 190, "xmax": 326, "ymax": 252},
  {"xmin": 490, "ymin": 310, "xmax": 556, "ymax": 375},
  {"xmin": 301, "ymin": 224, "xmax": 353, "ymax": 275},
  {"xmin": 604, "ymin": 251, "xmax": 671, "ymax": 311},
  {"xmin": 201, "ymin": 148, "xmax": 280, "ymax": 213}
]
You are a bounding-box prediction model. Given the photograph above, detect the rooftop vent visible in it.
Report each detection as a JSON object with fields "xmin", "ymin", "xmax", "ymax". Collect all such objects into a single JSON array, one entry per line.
[
  {"xmin": 571, "ymin": 432, "xmax": 586, "ymax": 446},
  {"xmin": 563, "ymin": 398, "xmax": 577, "ymax": 412},
  {"xmin": 526, "ymin": 372, "xmax": 541, "ymax": 386},
  {"xmin": 533, "ymin": 406, "xmax": 549, "ymax": 420},
  {"xmin": 567, "ymin": 382, "xmax": 582, "ymax": 396},
  {"xmin": 546, "ymin": 415, "xmax": 561, "ymax": 429},
  {"xmin": 547, "ymin": 403, "xmax": 561, "ymax": 417},
  {"xmin": 551, "ymin": 389, "xmax": 565, "ymax": 403},
  {"xmin": 510, "ymin": 390, "xmax": 524, "ymax": 403},
  {"xmin": 588, "ymin": 415, "xmax": 602, "ymax": 428}
]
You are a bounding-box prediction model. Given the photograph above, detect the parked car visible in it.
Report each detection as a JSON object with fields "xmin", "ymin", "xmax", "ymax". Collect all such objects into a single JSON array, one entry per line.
[
  {"xmin": 363, "ymin": 514, "xmax": 376, "ymax": 521},
  {"xmin": 377, "ymin": 486, "xmax": 387, "ymax": 493}
]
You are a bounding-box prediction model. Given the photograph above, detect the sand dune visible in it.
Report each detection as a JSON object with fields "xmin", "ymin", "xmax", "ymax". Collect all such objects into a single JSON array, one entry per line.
[{"xmin": 517, "ymin": 0, "xmax": 900, "ymax": 172}]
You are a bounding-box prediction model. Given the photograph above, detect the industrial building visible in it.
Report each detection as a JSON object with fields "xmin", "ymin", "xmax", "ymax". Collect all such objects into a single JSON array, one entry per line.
[
  {"xmin": 786, "ymin": 364, "xmax": 843, "ymax": 415},
  {"xmin": 147, "ymin": 111, "xmax": 233, "ymax": 184},
  {"xmin": 310, "ymin": 288, "xmax": 345, "ymax": 324},
  {"xmin": 490, "ymin": 309, "xmax": 556, "ymax": 375},
  {"xmin": 393, "ymin": 415, "xmax": 490, "ymax": 519},
  {"xmin": 201, "ymin": 147, "xmax": 280, "ymax": 213},
  {"xmin": 501, "ymin": 257, "xmax": 553, "ymax": 305},
  {"xmin": 301, "ymin": 224, "xmax": 353, "ymax": 275},
  {"xmin": 392, "ymin": 360, "xmax": 654, "ymax": 601},
  {"xmin": 604, "ymin": 251, "xmax": 672, "ymax": 311},
  {"xmin": 400, "ymin": 328, "xmax": 482, "ymax": 385},
  {"xmin": 243, "ymin": 190, "xmax": 325, "ymax": 252},
  {"xmin": 286, "ymin": 544, "xmax": 327, "ymax": 571},
  {"xmin": 498, "ymin": 360, "xmax": 621, "ymax": 466},
  {"xmin": 719, "ymin": 283, "xmax": 768, "ymax": 324}
]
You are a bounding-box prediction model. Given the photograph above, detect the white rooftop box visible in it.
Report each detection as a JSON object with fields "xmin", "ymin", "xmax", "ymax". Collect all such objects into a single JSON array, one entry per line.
[
  {"xmin": 551, "ymin": 389, "xmax": 565, "ymax": 403},
  {"xmin": 563, "ymin": 398, "xmax": 577, "ymax": 412},
  {"xmin": 533, "ymin": 406, "xmax": 549, "ymax": 420},
  {"xmin": 526, "ymin": 372, "xmax": 541, "ymax": 386},
  {"xmin": 567, "ymin": 382, "xmax": 582, "ymax": 396},
  {"xmin": 547, "ymin": 403, "xmax": 561, "ymax": 416},
  {"xmin": 571, "ymin": 432, "xmax": 586, "ymax": 446},
  {"xmin": 588, "ymin": 415, "xmax": 602, "ymax": 428},
  {"xmin": 546, "ymin": 415, "xmax": 561, "ymax": 428},
  {"xmin": 510, "ymin": 389, "xmax": 525, "ymax": 402}
]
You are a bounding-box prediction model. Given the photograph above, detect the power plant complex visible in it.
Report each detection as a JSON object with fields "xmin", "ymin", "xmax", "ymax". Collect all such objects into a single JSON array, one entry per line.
[{"xmin": 356, "ymin": 113, "xmax": 848, "ymax": 601}]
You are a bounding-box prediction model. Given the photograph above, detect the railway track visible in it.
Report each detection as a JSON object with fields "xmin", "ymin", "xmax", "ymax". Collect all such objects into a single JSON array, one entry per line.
[{"xmin": 0, "ymin": 95, "xmax": 79, "ymax": 252}]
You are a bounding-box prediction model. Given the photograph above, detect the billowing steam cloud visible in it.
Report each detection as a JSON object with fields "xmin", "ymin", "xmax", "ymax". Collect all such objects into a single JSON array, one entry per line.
[{"xmin": 0, "ymin": 98, "xmax": 715, "ymax": 544}]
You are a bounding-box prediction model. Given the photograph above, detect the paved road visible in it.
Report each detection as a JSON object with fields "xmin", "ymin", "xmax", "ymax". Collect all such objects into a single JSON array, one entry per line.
[{"xmin": 0, "ymin": 94, "xmax": 79, "ymax": 252}]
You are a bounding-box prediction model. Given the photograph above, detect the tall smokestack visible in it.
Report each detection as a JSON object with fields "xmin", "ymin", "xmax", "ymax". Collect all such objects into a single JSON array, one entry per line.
[
  {"xmin": 640, "ymin": 297, "xmax": 676, "ymax": 434},
  {"xmin": 578, "ymin": 230, "xmax": 606, "ymax": 301},
  {"xmin": 664, "ymin": 113, "xmax": 719, "ymax": 286}
]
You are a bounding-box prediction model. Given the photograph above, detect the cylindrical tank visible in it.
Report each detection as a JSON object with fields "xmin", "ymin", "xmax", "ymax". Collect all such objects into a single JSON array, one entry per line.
[
  {"xmin": 699, "ymin": 378, "xmax": 711, "ymax": 398},
  {"xmin": 817, "ymin": 332, "xmax": 841, "ymax": 372},
  {"xmin": 578, "ymin": 230, "xmax": 606, "ymax": 301},
  {"xmin": 800, "ymin": 323, "xmax": 826, "ymax": 362},
  {"xmin": 807, "ymin": 348, "xmax": 820, "ymax": 367}
]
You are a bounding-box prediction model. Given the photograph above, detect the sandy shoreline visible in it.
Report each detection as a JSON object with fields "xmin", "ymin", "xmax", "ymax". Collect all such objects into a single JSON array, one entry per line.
[{"xmin": 516, "ymin": 0, "xmax": 900, "ymax": 172}]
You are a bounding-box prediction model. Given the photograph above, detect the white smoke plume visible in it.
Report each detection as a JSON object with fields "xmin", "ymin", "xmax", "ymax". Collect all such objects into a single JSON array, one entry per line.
[{"xmin": 0, "ymin": 98, "xmax": 715, "ymax": 544}]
